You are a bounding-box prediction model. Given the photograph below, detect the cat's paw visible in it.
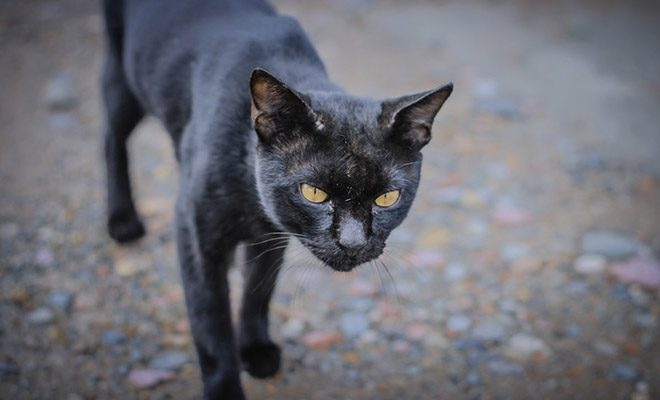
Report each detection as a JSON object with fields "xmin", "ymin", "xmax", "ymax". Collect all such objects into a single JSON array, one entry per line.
[
  {"xmin": 108, "ymin": 211, "xmax": 146, "ymax": 243},
  {"xmin": 239, "ymin": 341, "xmax": 281, "ymax": 378}
]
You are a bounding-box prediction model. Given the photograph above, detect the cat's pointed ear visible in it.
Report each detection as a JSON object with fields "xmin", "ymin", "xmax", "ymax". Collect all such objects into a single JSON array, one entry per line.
[
  {"xmin": 381, "ymin": 83, "xmax": 453, "ymax": 150},
  {"xmin": 250, "ymin": 68, "xmax": 314, "ymax": 142}
]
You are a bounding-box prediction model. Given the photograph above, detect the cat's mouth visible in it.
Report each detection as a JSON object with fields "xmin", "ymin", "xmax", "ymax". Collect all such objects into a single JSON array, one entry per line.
[{"xmin": 302, "ymin": 241, "xmax": 383, "ymax": 272}]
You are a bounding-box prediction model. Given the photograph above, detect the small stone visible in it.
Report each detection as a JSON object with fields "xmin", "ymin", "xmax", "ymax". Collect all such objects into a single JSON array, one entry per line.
[
  {"xmin": 280, "ymin": 318, "xmax": 305, "ymax": 340},
  {"xmin": 45, "ymin": 72, "xmax": 76, "ymax": 111},
  {"xmin": 303, "ymin": 331, "xmax": 343, "ymax": 351},
  {"xmin": 128, "ymin": 369, "xmax": 175, "ymax": 388},
  {"xmin": 66, "ymin": 394, "xmax": 84, "ymax": 400},
  {"xmin": 34, "ymin": 247, "xmax": 55, "ymax": 267},
  {"xmin": 504, "ymin": 333, "xmax": 551, "ymax": 361},
  {"xmin": 581, "ymin": 231, "xmax": 640, "ymax": 260},
  {"xmin": 465, "ymin": 372, "xmax": 481, "ymax": 385},
  {"xmin": 392, "ymin": 339, "xmax": 410, "ymax": 353},
  {"xmin": 611, "ymin": 364, "xmax": 639, "ymax": 382},
  {"xmin": 1, "ymin": 223, "xmax": 19, "ymax": 241},
  {"xmin": 101, "ymin": 330, "xmax": 126, "ymax": 346},
  {"xmin": 48, "ymin": 291, "xmax": 74, "ymax": 311},
  {"xmin": 564, "ymin": 324, "xmax": 582, "ymax": 337},
  {"xmin": 26, "ymin": 307, "xmax": 55, "ymax": 325},
  {"xmin": 406, "ymin": 323, "xmax": 431, "ymax": 341},
  {"xmin": 446, "ymin": 314, "xmax": 471, "ymax": 333},
  {"xmin": 487, "ymin": 360, "xmax": 525, "ymax": 375},
  {"xmin": 492, "ymin": 202, "xmax": 530, "ymax": 226},
  {"xmin": 408, "ymin": 249, "xmax": 445, "ymax": 269},
  {"xmin": 348, "ymin": 280, "xmax": 378, "ymax": 297},
  {"xmin": 472, "ymin": 320, "xmax": 507, "ymax": 342},
  {"xmin": 0, "ymin": 360, "xmax": 20, "ymax": 377},
  {"xmin": 115, "ymin": 259, "xmax": 139, "ymax": 277},
  {"xmin": 574, "ymin": 254, "xmax": 607, "ymax": 274},
  {"xmin": 593, "ymin": 339, "xmax": 619, "ymax": 357},
  {"xmin": 608, "ymin": 257, "xmax": 660, "ymax": 289},
  {"xmin": 340, "ymin": 313, "xmax": 370, "ymax": 338},
  {"xmin": 148, "ymin": 351, "xmax": 189, "ymax": 371},
  {"xmin": 444, "ymin": 262, "xmax": 467, "ymax": 282},
  {"xmin": 633, "ymin": 313, "xmax": 655, "ymax": 328},
  {"xmin": 500, "ymin": 244, "xmax": 531, "ymax": 263}
]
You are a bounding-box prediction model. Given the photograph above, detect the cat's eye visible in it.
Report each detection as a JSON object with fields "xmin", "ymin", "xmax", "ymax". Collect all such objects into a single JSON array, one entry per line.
[
  {"xmin": 375, "ymin": 190, "xmax": 400, "ymax": 207},
  {"xmin": 300, "ymin": 183, "xmax": 328, "ymax": 203}
]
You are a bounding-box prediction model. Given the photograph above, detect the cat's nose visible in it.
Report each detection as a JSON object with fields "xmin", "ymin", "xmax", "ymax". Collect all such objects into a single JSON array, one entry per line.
[{"xmin": 338, "ymin": 216, "xmax": 367, "ymax": 257}]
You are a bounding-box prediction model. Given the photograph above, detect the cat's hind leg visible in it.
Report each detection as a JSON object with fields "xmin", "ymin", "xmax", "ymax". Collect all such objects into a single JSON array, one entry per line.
[
  {"xmin": 101, "ymin": 44, "xmax": 145, "ymax": 243},
  {"xmin": 238, "ymin": 235, "xmax": 288, "ymax": 378}
]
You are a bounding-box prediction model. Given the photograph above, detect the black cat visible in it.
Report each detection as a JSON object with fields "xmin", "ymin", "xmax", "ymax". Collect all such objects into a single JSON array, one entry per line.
[{"xmin": 101, "ymin": 0, "xmax": 452, "ymax": 398}]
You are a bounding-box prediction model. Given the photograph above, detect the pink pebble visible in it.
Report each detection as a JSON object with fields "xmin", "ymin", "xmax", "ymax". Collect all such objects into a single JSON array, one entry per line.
[
  {"xmin": 609, "ymin": 257, "xmax": 660, "ymax": 289},
  {"xmin": 128, "ymin": 369, "xmax": 175, "ymax": 389}
]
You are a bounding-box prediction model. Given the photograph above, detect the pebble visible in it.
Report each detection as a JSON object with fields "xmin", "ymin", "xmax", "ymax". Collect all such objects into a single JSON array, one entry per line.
[
  {"xmin": 487, "ymin": 360, "xmax": 525, "ymax": 375},
  {"xmin": 45, "ymin": 72, "xmax": 76, "ymax": 110},
  {"xmin": 34, "ymin": 247, "xmax": 55, "ymax": 267},
  {"xmin": 0, "ymin": 361, "xmax": 20, "ymax": 377},
  {"xmin": 581, "ymin": 231, "xmax": 639, "ymax": 260},
  {"xmin": 573, "ymin": 254, "xmax": 607, "ymax": 274},
  {"xmin": 340, "ymin": 313, "xmax": 370, "ymax": 338},
  {"xmin": 0, "ymin": 223, "xmax": 19, "ymax": 241},
  {"xmin": 491, "ymin": 202, "xmax": 531, "ymax": 226},
  {"xmin": 504, "ymin": 333, "xmax": 551, "ymax": 361},
  {"xmin": 592, "ymin": 339, "xmax": 619, "ymax": 357},
  {"xmin": 564, "ymin": 324, "xmax": 582, "ymax": 337},
  {"xmin": 101, "ymin": 330, "xmax": 126, "ymax": 346},
  {"xmin": 633, "ymin": 313, "xmax": 655, "ymax": 328},
  {"xmin": 465, "ymin": 372, "xmax": 481, "ymax": 385},
  {"xmin": 500, "ymin": 244, "xmax": 531, "ymax": 263},
  {"xmin": 406, "ymin": 323, "xmax": 431, "ymax": 341},
  {"xmin": 408, "ymin": 249, "xmax": 445, "ymax": 269},
  {"xmin": 446, "ymin": 314, "xmax": 472, "ymax": 332},
  {"xmin": 26, "ymin": 307, "xmax": 55, "ymax": 325},
  {"xmin": 148, "ymin": 351, "xmax": 189, "ymax": 371},
  {"xmin": 303, "ymin": 331, "xmax": 343, "ymax": 351},
  {"xmin": 471, "ymin": 320, "xmax": 507, "ymax": 342},
  {"xmin": 128, "ymin": 369, "xmax": 175, "ymax": 388},
  {"xmin": 280, "ymin": 318, "xmax": 305, "ymax": 340},
  {"xmin": 348, "ymin": 280, "xmax": 378, "ymax": 297},
  {"xmin": 611, "ymin": 364, "xmax": 639, "ymax": 382},
  {"xmin": 444, "ymin": 262, "xmax": 467, "ymax": 282},
  {"xmin": 608, "ymin": 257, "xmax": 660, "ymax": 289},
  {"xmin": 48, "ymin": 291, "xmax": 74, "ymax": 311}
]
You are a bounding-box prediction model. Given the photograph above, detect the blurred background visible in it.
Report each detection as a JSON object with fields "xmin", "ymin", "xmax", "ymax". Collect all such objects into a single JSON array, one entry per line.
[{"xmin": 1, "ymin": 0, "xmax": 659, "ymax": 399}]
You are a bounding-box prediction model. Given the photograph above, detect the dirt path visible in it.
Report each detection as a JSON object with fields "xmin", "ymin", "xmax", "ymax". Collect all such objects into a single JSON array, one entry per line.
[{"xmin": 1, "ymin": 1, "xmax": 659, "ymax": 399}]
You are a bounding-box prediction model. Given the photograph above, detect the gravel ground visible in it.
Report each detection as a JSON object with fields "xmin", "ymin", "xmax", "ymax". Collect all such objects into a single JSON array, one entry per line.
[{"xmin": 1, "ymin": 1, "xmax": 659, "ymax": 399}]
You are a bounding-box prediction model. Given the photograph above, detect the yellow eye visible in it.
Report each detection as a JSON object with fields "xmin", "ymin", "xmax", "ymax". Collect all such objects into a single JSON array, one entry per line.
[
  {"xmin": 301, "ymin": 184, "xmax": 328, "ymax": 203},
  {"xmin": 375, "ymin": 190, "xmax": 400, "ymax": 207}
]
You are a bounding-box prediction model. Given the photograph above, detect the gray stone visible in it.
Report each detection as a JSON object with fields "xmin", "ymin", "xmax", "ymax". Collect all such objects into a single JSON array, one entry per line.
[
  {"xmin": 0, "ymin": 361, "xmax": 20, "ymax": 377},
  {"xmin": 504, "ymin": 333, "xmax": 551, "ymax": 361},
  {"xmin": 611, "ymin": 364, "xmax": 639, "ymax": 382},
  {"xmin": 45, "ymin": 72, "xmax": 76, "ymax": 111},
  {"xmin": 101, "ymin": 330, "xmax": 126, "ymax": 346},
  {"xmin": 280, "ymin": 318, "xmax": 305, "ymax": 340},
  {"xmin": 472, "ymin": 320, "xmax": 507, "ymax": 342},
  {"xmin": 340, "ymin": 313, "xmax": 370, "ymax": 338},
  {"xmin": 148, "ymin": 351, "xmax": 189, "ymax": 371},
  {"xmin": 500, "ymin": 244, "xmax": 531, "ymax": 263},
  {"xmin": 633, "ymin": 313, "xmax": 655, "ymax": 328},
  {"xmin": 48, "ymin": 291, "xmax": 74, "ymax": 311},
  {"xmin": 487, "ymin": 360, "xmax": 525, "ymax": 375},
  {"xmin": 446, "ymin": 314, "xmax": 471, "ymax": 332},
  {"xmin": 593, "ymin": 339, "xmax": 619, "ymax": 357},
  {"xmin": 573, "ymin": 253, "xmax": 607, "ymax": 274},
  {"xmin": 26, "ymin": 307, "xmax": 55, "ymax": 325},
  {"xmin": 581, "ymin": 231, "xmax": 640, "ymax": 260},
  {"xmin": 444, "ymin": 262, "xmax": 467, "ymax": 282},
  {"xmin": 0, "ymin": 223, "xmax": 19, "ymax": 241}
]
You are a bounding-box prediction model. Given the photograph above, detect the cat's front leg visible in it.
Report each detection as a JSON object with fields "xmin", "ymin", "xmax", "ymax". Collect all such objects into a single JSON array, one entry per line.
[
  {"xmin": 239, "ymin": 235, "xmax": 288, "ymax": 378},
  {"xmin": 175, "ymin": 206, "xmax": 245, "ymax": 400}
]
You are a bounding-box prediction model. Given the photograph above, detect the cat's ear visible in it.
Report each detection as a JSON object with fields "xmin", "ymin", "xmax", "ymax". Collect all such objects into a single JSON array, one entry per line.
[
  {"xmin": 381, "ymin": 83, "xmax": 453, "ymax": 150},
  {"xmin": 250, "ymin": 68, "xmax": 315, "ymax": 142}
]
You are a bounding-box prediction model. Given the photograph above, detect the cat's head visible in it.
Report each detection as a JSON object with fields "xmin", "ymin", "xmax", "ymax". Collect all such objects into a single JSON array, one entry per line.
[{"xmin": 250, "ymin": 69, "xmax": 452, "ymax": 271}]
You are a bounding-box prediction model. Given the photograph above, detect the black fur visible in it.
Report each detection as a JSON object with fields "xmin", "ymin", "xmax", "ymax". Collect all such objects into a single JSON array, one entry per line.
[{"xmin": 101, "ymin": 0, "xmax": 452, "ymax": 398}]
